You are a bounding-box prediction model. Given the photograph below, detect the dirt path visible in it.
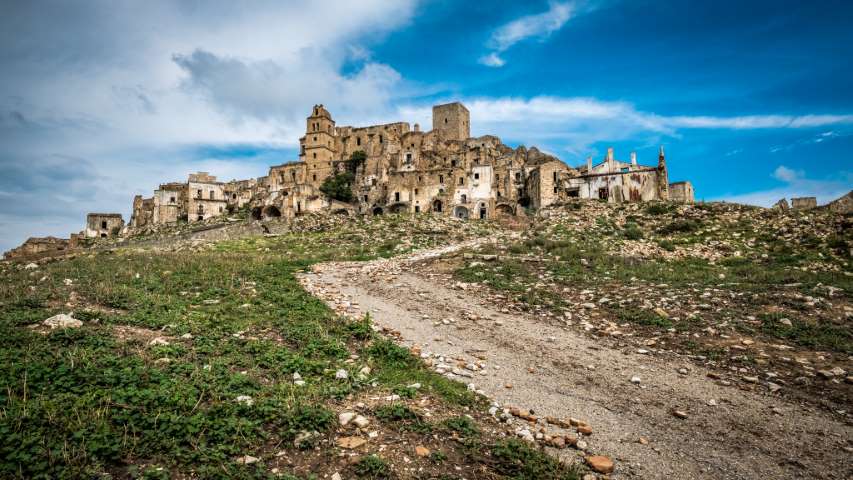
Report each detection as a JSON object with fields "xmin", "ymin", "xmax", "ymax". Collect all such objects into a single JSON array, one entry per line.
[{"xmin": 299, "ymin": 243, "xmax": 852, "ymax": 479}]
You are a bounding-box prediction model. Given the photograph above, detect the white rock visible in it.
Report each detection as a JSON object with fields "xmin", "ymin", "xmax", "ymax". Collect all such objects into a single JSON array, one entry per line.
[
  {"xmin": 235, "ymin": 395, "xmax": 254, "ymax": 406},
  {"xmin": 24, "ymin": 263, "xmax": 38, "ymax": 270},
  {"xmin": 236, "ymin": 455, "xmax": 259, "ymax": 464},
  {"xmin": 63, "ymin": 278, "xmax": 73, "ymax": 286},
  {"xmin": 339, "ymin": 412, "xmax": 356, "ymax": 426},
  {"xmin": 335, "ymin": 369, "xmax": 349, "ymax": 380},
  {"xmin": 353, "ymin": 415, "xmax": 370, "ymax": 428},
  {"xmin": 180, "ymin": 333, "xmax": 193, "ymax": 339},
  {"xmin": 148, "ymin": 337, "xmax": 170, "ymax": 346},
  {"xmin": 332, "ymin": 473, "xmax": 343, "ymax": 480},
  {"xmin": 42, "ymin": 313, "xmax": 82, "ymax": 329},
  {"xmin": 293, "ymin": 372, "xmax": 302, "ymax": 380},
  {"xmin": 630, "ymin": 376, "xmax": 642, "ymax": 384}
]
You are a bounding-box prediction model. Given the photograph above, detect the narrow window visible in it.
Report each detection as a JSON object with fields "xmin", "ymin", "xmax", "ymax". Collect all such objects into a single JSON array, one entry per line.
[
  {"xmin": 379, "ymin": 135, "xmax": 383, "ymax": 143},
  {"xmin": 515, "ymin": 172, "xmax": 521, "ymax": 181},
  {"xmin": 357, "ymin": 137, "xmax": 361, "ymax": 146},
  {"xmin": 209, "ymin": 190, "xmax": 214, "ymax": 199},
  {"xmin": 414, "ymin": 188, "xmax": 419, "ymax": 195},
  {"xmin": 313, "ymin": 136, "xmax": 317, "ymax": 141},
  {"xmin": 439, "ymin": 175, "xmax": 444, "ymax": 184},
  {"xmin": 415, "ymin": 205, "xmax": 420, "ymax": 212},
  {"xmin": 363, "ymin": 195, "xmax": 368, "ymax": 202},
  {"xmin": 313, "ymin": 174, "xmax": 317, "ymax": 181},
  {"xmin": 170, "ymin": 196, "xmax": 176, "ymax": 203},
  {"xmin": 406, "ymin": 153, "xmax": 412, "ymax": 162},
  {"xmin": 101, "ymin": 221, "xmax": 107, "ymax": 229},
  {"xmin": 395, "ymin": 192, "xmax": 400, "ymax": 202},
  {"xmin": 444, "ymin": 118, "xmax": 448, "ymax": 124},
  {"xmin": 197, "ymin": 189, "xmax": 202, "ymax": 198},
  {"xmin": 232, "ymin": 193, "xmax": 237, "ymax": 199},
  {"xmin": 553, "ymin": 171, "xmax": 557, "ymax": 182},
  {"xmin": 496, "ymin": 174, "xmax": 500, "ymax": 182},
  {"xmin": 313, "ymin": 153, "xmax": 317, "ymax": 158},
  {"xmin": 458, "ymin": 177, "xmax": 464, "ymax": 185},
  {"xmin": 474, "ymin": 173, "xmax": 480, "ymax": 180}
]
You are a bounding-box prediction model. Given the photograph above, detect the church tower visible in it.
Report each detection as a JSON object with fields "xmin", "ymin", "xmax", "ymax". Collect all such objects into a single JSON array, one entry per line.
[{"xmin": 300, "ymin": 104, "xmax": 338, "ymax": 186}]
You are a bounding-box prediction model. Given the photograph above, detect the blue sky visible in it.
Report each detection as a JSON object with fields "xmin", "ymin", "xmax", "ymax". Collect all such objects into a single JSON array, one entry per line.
[{"xmin": 1, "ymin": 0, "xmax": 852, "ymax": 252}]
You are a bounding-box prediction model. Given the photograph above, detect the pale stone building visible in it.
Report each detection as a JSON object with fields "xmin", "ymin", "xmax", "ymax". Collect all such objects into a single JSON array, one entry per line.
[{"xmin": 85, "ymin": 213, "xmax": 124, "ymax": 238}]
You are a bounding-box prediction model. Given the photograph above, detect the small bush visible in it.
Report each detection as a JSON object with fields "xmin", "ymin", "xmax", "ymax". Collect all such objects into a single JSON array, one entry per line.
[
  {"xmin": 623, "ymin": 222, "xmax": 643, "ymax": 240},
  {"xmin": 491, "ymin": 439, "xmax": 580, "ymax": 480},
  {"xmin": 441, "ymin": 416, "xmax": 479, "ymax": 437},
  {"xmin": 658, "ymin": 219, "xmax": 701, "ymax": 235},
  {"xmin": 354, "ymin": 454, "xmax": 390, "ymax": 479}
]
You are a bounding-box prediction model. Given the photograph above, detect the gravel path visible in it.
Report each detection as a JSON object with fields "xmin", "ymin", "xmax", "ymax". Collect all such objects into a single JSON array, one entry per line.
[{"xmin": 299, "ymin": 245, "xmax": 852, "ymax": 480}]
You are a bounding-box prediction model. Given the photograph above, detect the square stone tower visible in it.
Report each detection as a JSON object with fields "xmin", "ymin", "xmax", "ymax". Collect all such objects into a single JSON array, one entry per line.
[{"xmin": 432, "ymin": 102, "xmax": 470, "ymax": 141}]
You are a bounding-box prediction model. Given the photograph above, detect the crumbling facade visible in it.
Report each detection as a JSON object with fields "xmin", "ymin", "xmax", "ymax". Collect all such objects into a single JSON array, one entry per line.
[
  {"xmin": 791, "ymin": 197, "xmax": 818, "ymax": 210},
  {"xmin": 85, "ymin": 213, "xmax": 124, "ymax": 238},
  {"xmin": 669, "ymin": 181, "xmax": 695, "ymax": 204}
]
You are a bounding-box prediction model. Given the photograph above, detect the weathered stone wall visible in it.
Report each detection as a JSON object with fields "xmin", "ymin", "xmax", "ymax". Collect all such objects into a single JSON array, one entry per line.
[
  {"xmin": 792, "ymin": 197, "xmax": 818, "ymax": 210},
  {"xmin": 3, "ymin": 236, "xmax": 71, "ymax": 260},
  {"xmin": 669, "ymin": 181, "xmax": 695, "ymax": 204},
  {"xmin": 432, "ymin": 102, "xmax": 470, "ymax": 141},
  {"xmin": 85, "ymin": 213, "xmax": 124, "ymax": 238}
]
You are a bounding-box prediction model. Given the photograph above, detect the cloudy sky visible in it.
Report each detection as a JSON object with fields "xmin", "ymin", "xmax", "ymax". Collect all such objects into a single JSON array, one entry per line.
[{"xmin": 2, "ymin": 0, "xmax": 852, "ymax": 252}]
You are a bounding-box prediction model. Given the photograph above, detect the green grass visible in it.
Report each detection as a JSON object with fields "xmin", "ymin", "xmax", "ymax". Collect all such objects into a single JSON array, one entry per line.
[
  {"xmin": 0, "ymin": 218, "xmax": 492, "ymax": 479},
  {"xmin": 490, "ymin": 439, "xmax": 581, "ymax": 480},
  {"xmin": 758, "ymin": 313, "xmax": 853, "ymax": 354}
]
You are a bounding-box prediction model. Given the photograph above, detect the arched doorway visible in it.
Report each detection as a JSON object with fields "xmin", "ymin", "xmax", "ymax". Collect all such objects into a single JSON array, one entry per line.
[
  {"xmin": 454, "ymin": 206, "xmax": 469, "ymax": 219},
  {"xmin": 460, "ymin": 194, "xmax": 468, "ymax": 204},
  {"xmin": 262, "ymin": 206, "xmax": 281, "ymax": 219},
  {"xmin": 251, "ymin": 207, "xmax": 263, "ymax": 220},
  {"xmin": 372, "ymin": 207, "xmax": 383, "ymax": 216},
  {"xmin": 478, "ymin": 202, "xmax": 487, "ymax": 219},
  {"xmin": 432, "ymin": 199, "xmax": 443, "ymax": 213}
]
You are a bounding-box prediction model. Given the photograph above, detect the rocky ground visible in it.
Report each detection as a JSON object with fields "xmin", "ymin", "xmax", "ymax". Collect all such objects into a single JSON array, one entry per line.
[
  {"xmin": 2, "ymin": 200, "xmax": 850, "ymax": 479},
  {"xmin": 299, "ymin": 200, "xmax": 852, "ymax": 479}
]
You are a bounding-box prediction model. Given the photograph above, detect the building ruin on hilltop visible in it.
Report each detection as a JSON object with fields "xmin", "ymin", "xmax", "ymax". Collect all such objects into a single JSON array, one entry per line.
[{"xmin": 128, "ymin": 102, "xmax": 694, "ymax": 229}]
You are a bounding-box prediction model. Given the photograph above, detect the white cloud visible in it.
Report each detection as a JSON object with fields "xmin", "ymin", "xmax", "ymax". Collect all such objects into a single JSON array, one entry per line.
[
  {"xmin": 772, "ymin": 165, "xmax": 803, "ymax": 182},
  {"xmin": 0, "ymin": 0, "xmax": 419, "ymax": 252},
  {"xmin": 479, "ymin": 2, "xmax": 575, "ymax": 67}
]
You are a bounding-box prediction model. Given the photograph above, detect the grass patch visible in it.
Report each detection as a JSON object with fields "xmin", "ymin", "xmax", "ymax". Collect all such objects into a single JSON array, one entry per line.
[
  {"xmin": 491, "ymin": 439, "xmax": 581, "ymax": 480},
  {"xmin": 759, "ymin": 313, "xmax": 852, "ymax": 354}
]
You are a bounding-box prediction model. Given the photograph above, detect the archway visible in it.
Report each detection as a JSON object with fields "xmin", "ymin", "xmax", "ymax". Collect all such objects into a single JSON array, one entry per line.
[
  {"xmin": 495, "ymin": 203, "xmax": 514, "ymax": 217},
  {"xmin": 432, "ymin": 199, "xmax": 443, "ymax": 213},
  {"xmin": 262, "ymin": 206, "xmax": 281, "ymax": 219},
  {"xmin": 453, "ymin": 206, "xmax": 469, "ymax": 219},
  {"xmin": 251, "ymin": 207, "xmax": 263, "ymax": 220},
  {"xmin": 478, "ymin": 202, "xmax": 487, "ymax": 219},
  {"xmin": 372, "ymin": 207, "xmax": 384, "ymax": 216}
]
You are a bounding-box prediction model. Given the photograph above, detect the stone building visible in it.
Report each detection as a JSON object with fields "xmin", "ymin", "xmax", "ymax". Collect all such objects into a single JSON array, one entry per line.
[
  {"xmin": 564, "ymin": 147, "xmax": 670, "ymax": 203},
  {"xmin": 791, "ymin": 197, "xmax": 818, "ymax": 210},
  {"xmin": 85, "ymin": 213, "xmax": 124, "ymax": 238},
  {"xmin": 187, "ymin": 172, "xmax": 228, "ymax": 222},
  {"xmin": 124, "ymin": 101, "xmax": 695, "ymax": 231},
  {"xmin": 669, "ymin": 181, "xmax": 695, "ymax": 204},
  {"xmin": 3, "ymin": 236, "xmax": 73, "ymax": 260}
]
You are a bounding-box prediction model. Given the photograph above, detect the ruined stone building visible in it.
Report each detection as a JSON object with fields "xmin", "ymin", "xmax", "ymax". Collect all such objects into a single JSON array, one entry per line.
[
  {"xmin": 85, "ymin": 213, "xmax": 124, "ymax": 238},
  {"xmin": 124, "ymin": 102, "xmax": 694, "ymax": 229},
  {"xmin": 4, "ymin": 100, "xmax": 700, "ymax": 260}
]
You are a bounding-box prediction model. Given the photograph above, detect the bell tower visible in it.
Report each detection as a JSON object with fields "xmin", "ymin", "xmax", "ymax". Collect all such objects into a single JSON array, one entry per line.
[{"xmin": 299, "ymin": 104, "xmax": 338, "ymax": 186}]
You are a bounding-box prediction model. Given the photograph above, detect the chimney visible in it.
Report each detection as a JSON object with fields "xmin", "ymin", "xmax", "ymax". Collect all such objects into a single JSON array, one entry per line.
[
  {"xmin": 414, "ymin": 123, "xmax": 420, "ymax": 132},
  {"xmin": 586, "ymin": 156, "xmax": 592, "ymax": 172},
  {"xmin": 606, "ymin": 147, "xmax": 614, "ymax": 163},
  {"xmin": 630, "ymin": 151, "xmax": 637, "ymax": 166}
]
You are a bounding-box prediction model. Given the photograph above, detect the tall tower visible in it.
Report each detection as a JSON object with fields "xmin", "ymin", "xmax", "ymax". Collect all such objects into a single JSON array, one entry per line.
[
  {"xmin": 432, "ymin": 102, "xmax": 470, "ymax": 141},
  {"xmin": 657, "ymin": 146, "xmax": 669, "ymax": 200},
  {"xmin": 300, "ymin": 104, "xmax": 337, "ymax": 186}
]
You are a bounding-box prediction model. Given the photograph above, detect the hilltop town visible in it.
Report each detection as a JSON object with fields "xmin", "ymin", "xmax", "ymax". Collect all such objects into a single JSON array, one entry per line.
[{"xmin": 5, "ymin": 102, "xmax": 698, "ymax": 260}]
